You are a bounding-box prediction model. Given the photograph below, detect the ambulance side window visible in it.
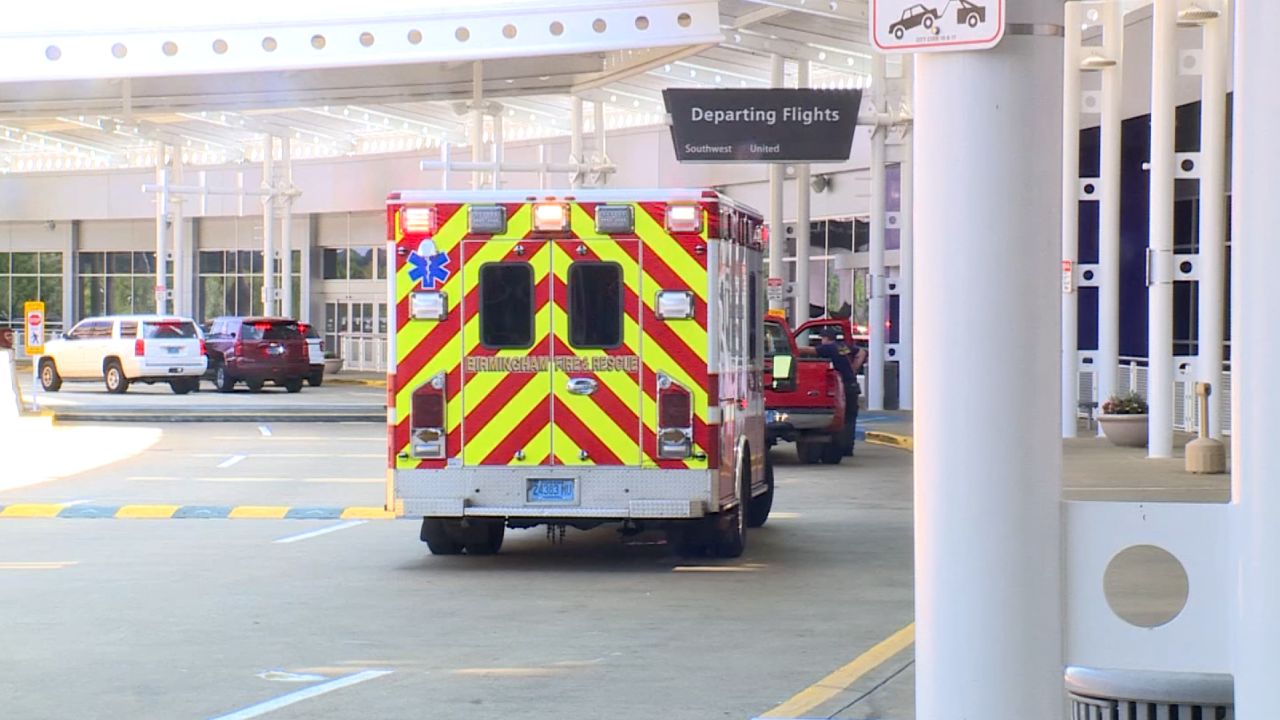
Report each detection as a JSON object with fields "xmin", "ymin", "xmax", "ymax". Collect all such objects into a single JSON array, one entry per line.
[
  {"xmin": 479, "ymin": 263, "xmax": 534, "ymax": 348},
  {"xmin": 568, "ymin": 263, "xmax": 622, "ymax": 349}
]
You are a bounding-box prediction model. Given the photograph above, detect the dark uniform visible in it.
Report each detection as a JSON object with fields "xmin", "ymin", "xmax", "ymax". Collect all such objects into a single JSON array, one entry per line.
[{"xmin": 815, "ymin": 326, "xmax": 861, "ymax": 455}]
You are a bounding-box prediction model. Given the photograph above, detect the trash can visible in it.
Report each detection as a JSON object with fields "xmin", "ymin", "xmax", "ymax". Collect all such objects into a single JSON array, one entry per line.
[{"xmin": 1065, "ymin": 666, "xmax": 1233, "ymax": 720}]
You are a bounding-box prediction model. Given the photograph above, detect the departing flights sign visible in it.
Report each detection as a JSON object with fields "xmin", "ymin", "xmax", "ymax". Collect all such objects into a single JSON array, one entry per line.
[
  {"xmin": 664, "ymin": 88, "xmax": 862, "ymax": 163},
  {"xmin": 871, "ymin": 0, "xmax": 1005, "ymax": 54}
]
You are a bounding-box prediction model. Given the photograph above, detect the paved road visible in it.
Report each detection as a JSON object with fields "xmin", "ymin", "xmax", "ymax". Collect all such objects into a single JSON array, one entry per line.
[{"xmin": 0, "ymin": 424, "xmax": 916, "ymax": 720}]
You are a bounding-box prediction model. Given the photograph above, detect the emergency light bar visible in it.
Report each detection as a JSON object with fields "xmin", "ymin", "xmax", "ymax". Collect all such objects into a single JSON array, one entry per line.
[
  {"xmin": 666, "ymin": 204, "xmax": 702, "ymax": 233},
  {"xmin": 533, "ymin": 203, "xmax": 569, "ymax": 232},
  {"xmin": 400, "ymin": 207, "xmax": 436, "ymax": 234},
  {"xmin": 594, "ymin": 205, "xmax": 634, "ymax": 234},
  {"xmin": 469, "ymin": 205, "xmax": 508, "ymax": 235}
]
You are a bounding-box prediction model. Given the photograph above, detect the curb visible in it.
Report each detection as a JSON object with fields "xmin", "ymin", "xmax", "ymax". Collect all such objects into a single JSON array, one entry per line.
[
  {"xmin": 323, "ymin": 377, "xmax": 386, "ymax": 388},
  {"xmin": 0, "ymin": 503, "xmax": 399, "ymax": 520},
  {"xmin": 48, "ymin": 411, "xmax": 386, "ymax": 423},
  {"xmin": 864, "ymin": 431, "xmax": 914, "ymax": 452}
]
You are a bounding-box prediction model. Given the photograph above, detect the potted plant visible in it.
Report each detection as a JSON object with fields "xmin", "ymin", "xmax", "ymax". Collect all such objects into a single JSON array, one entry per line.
[
  {"xmin": 1097, "ymin": 391, "xmax": 1149, "ymax": 448},
  {"xmin": 323, "ymin": 350, "xmax": 344, "ymax": 375}
]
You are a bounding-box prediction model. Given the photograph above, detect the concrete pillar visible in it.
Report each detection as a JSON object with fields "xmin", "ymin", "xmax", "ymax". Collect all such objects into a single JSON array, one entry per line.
[
  {"xmin": 794, "ymin": 59, "xmax": 811, "ymax": 325},
  {"xmin": 570, "ymin": 96, "xmax": 584, "ymax": 189},
  {"xmin": 1098, "ymin": 0, "xmax": 1124, "ymax": 430},
  {"xmin": 154, "ymin": 144, "xmax": 169, "ymax": 315},
  {"xmin": 913, "ymin": 2, "xmax": 1064, "ymax": 717},
  {"xmin": 172, "ymin": 150, "xmax": 186, "ymax": 317},
  {"xmin": 1147, "ymin": 0, "xmax": 1177, "ymax": 458},
  {"xmin": 899, "ymin": 65, "xmax": 914, "ymax": 411},
  {"xmin": 262, "ymin": 134, "xmax": 276, "ymax": 317},
  {"xmin": 1061, "ymin": 1, "xmax": 1082, "ymax": 438},
  {"xmin": 768, "ymin": 54, "xmax": 786, "ymax": 313},
  {"xmin": 471, "ymin": 62, "xmax": 484, "ymax": 190},
  {"xmin": 868, "ymin": 52, "xmax": 887, "ymax": 411},
  {"xmin": 1232, "ymin": 1, "xmax": 1280, "ymax": 718},
  {"xmin": 1197, "ymin": 5, "xmax": 1229, "ymax": 439}
]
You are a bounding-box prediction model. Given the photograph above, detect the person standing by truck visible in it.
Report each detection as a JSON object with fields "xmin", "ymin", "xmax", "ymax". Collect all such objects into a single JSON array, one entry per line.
[{"xmin": 815, "ymin": 325, "xmax": 867, "ymax": 456}]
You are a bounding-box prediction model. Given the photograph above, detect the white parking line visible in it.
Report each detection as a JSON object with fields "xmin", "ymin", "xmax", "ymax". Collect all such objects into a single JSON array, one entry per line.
[
  {"xmin": 217, "ymin": 455, "xmax": 247, "ymax": 469},
  {"xmin": 207, "ymin": 669, "xmax": 392, "ymax": 720},
  {"xmin": 257, "ymin": 425, "xmax": 273, "ymax": 437},
  {"xmin": 273, "ymin": 520, "xmax": 368, "ymax": 544}
]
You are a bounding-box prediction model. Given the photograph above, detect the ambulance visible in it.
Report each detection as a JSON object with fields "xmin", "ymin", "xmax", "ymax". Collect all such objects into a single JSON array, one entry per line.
[{"xmin": 385, "ymin": 189, "xmax": 780, "ymax": 558}]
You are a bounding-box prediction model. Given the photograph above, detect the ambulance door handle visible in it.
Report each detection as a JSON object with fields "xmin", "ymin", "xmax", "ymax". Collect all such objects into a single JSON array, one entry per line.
[{"xmin": 567, "ymin": 378, "xmax": 598, "ymax": 396}]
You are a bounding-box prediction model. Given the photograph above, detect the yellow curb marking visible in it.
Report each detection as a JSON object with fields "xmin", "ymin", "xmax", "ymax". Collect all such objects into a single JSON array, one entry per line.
[
  {"xmin": 760, "ymin": 623, "xmax": 916, "ymax": 718},
  {"xmin": 227, "ymin": 506, "xmax": 291, "ymax": 519},
  {"xmin": 0, "ymin": 504, "xmax": 65, "ymax": 518},
  {"xmin": 340, "ymin": 507, "xmax": 397, "ymax": 520},
  {"xmin": 0, "ymin": 561, "xmax": 78, "ymax": 570}
]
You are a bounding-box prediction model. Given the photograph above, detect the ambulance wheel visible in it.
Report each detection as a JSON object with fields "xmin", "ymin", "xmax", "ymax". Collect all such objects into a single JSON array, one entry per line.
[
  {"xmin": 104, "ymin": 361, "xmax": 129, "ymax": 394},
  {"xmin": 463, "ymin": 521, "xmax": 505, "ymax": 556},
  {"xmin": 420, "ymin": 518, "xmax": 463, "ymax": 555},
  {"xmin": 38, "ymin": 359, "xmax": 62, "ymax": 392},
  {"xmin": 712, "ymin": 451, "xmax": 750, "ymax": 558},
  {"xmin": 747, "ymin": 457, "xmax": 775, "ymax": 528},
  {"xmin": 796, "ymin": 440, "xmax": 822, "ymax": 464}
]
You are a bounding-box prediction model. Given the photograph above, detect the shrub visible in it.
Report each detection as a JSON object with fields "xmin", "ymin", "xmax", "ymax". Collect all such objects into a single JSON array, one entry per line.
[{"xmin": 1102, "ymin": 391, "xmax": 1148, "ymax": 415}]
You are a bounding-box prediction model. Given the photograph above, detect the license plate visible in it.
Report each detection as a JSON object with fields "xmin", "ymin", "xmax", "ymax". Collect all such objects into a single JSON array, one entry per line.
[
  {"xmin": 166, "ymin": 346, "xmax": 180, "ymax": 355},
  {"xmin": 527, "ymin": 478, "xmax": 576, "ymax": 503}
]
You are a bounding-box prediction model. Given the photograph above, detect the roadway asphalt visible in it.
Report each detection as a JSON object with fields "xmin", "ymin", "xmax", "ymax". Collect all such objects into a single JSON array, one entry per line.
[{"xmin": 0, "ymin": 422, "xmax": 917, "ymax": 720}]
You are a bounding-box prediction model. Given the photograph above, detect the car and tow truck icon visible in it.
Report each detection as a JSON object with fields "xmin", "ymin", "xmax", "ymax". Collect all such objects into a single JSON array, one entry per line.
[{"xmin": 888, "ymin": 1, "xmax": 987, "ymax": 39}]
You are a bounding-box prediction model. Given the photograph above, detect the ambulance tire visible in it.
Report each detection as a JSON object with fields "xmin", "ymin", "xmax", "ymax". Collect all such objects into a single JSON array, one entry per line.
[
  {"xmin": 712, "ymin": 452, "xmax": 750, "ymax": 558},
  {"xmin": 747, "ymin": 457, "xmax": 774, "ymax": 528},
  {"xmin": 38, "ymin": 359, "xmax": 62, "ymax": 392},
  {"xmin": 420, "ymin": 518, "xmax": 463, "ymax": 555},
  {"xmin": 463, "ymin": 521, "xmax": 505, "ymax": 555}
]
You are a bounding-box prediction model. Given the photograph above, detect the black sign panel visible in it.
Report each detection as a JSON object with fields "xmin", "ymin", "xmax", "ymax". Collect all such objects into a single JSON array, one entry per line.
[{"xmin": 664, "ymin": 88, "xmax": 863, "ymax": 163}]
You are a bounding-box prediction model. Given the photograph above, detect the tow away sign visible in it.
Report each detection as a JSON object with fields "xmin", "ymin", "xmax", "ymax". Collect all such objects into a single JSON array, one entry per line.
[{"xmin": 871, "ymin": 0, "xmax": 1005, "ymax": 54}]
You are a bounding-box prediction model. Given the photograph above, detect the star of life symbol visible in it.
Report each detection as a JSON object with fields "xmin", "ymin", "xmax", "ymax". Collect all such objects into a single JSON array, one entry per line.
[{"xmin": 408, "ymin": 240, "xmax": 451, "ymax": 290}]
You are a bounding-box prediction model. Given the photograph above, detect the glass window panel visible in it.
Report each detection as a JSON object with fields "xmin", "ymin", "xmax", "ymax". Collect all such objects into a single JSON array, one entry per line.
[
  {"xmin": 0, "ymin": 252, "xmax": 8, "ymax": 274},
  {"xmin": 12, "ymin": 277, "xmax": 38, "ymax": 316},
  {"xmin": 829, "ymin": 221, "xmax": 854, "ymax": 252},
  {"xmin": 39, "ymin": 252, "xmax": 62, "ymax": 275},
  {"xmin": 479, "ymin": 263, "xmax": 534, "ymax": 349},
  {"xmin": 79, "ymin": 276, "xmax": 104, "ymax": 318},
  {"xmin": 378, "ymin": 303, "xmax": 387, "ymax": 334},
  {"xmin": 764, "ymin": 319, "xmax": 790, "ymax": 359},
  {"xmin": 376, "ymin": 247, "xmax": 387, "ymax": 280},
  {"xmin": 131, "ymin": 279, "xmax": 154, "ymax": 315},
  {"xmin": 854, "ymin": 219, "xmax": 870, "ymax": 252},
  {"xmin": 337, "ymin": 303, "xmax": 348, "ymax": 334},
  {"xmin": 198, "ymin": 251, "xmax": 224, "ymax": 274},
  {"xmin": 41, "ymin": 277, "xmax": 62, "ymax": 323},
  {"xmin": 322, "ymin": 249, "xmax": 345, "ymax": 280},
  {"xmin": 79, "ymin": 252, "xmax": 105, "ymax": 274},
  {"xmin": 119, "ymin": 321, "xmax": 138, "ymax": 339},
  {"xmin": 568, "ymin": 263, "xmax": 622, "ymax": 349},
  {"xmin": 200, "ymin": 277, "xmax": 225, "ymax": 321},
  {"xmin": 143, "ymin": 320, "xmax": 199, "ymax": 339},
  {"xmin": 292, "ymin": 250, "xmax": 302, "ymax": 276},
  {"xmin": 291, "ymin": 285, "xmax": 301, "ymax": 320},
  {"xmin": 12, "ymin": 252, "xmax": 38, "ymax": 274},
  {"xmin": 349, "ymin": 247, "xmax": 374, "ymax": 280},
  {"xmin": 108, "ymin": 252, "xmax": 132, "ymax": 274},
  {"xmin": 249, "ymin": 276, "xmax": 264, "ymax": 315},
  {"xmin": 0, "ymin": 276, "xmax": 10, "ymax": 325},
  {"xmin": 133, "ymin": 252, "xmax": 157, "ymax": 275}
]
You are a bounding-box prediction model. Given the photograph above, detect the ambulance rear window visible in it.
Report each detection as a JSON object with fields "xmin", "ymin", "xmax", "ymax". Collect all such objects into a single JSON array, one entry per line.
[
  {"xmin": 479, "ymin": 263, "xmax": 534, "ymax": 348},
  {"xmin": 568, "ymin": 263, "xmax": 622, "ymax": 349}
]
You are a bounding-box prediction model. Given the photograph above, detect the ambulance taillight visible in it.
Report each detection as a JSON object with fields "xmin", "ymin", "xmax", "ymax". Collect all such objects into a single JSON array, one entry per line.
[
  {"xmin": 400, "ymin": 207, "xmax": 436, "ymax": 235},
  {"xmin": 665, "ymin": 204, "xmax": 702, "ymax": 234},
  {"xmin": 411, "ymin": 373, "xmax": 447, "ymax": 459},
  {"xmin": 657, "ymin": 373, "xmax": 693, "ymax": 459}
]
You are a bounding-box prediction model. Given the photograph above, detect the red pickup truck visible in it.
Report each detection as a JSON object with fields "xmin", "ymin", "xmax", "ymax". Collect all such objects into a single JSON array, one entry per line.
[{"xmin": 764, "ymin": 315, "xmax": 850, "ymax": 465}]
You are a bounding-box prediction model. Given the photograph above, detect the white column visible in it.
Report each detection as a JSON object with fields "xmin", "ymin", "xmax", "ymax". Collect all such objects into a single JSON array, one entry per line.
[
  {"xmin": 868, "ymin": 52, "xmax": 887, "ymax": 411},
  {"xmin": 1148, "ymin": 0, "xmax": 1177, "ymax": 458},
  {"xmin": 1098, "ymin": 0, "xmax": 1124, "ymax": 433},
  {"xmin": 471, "ymin": 61, "xmax": 484, "ymax": 190},
  {"xmin": 154, "ymin": 143, "xmax": 169, "ymax": 315},
  {"xmin": 899, "ymin": 58, "xmax": 915, "ymax": 411},
  {"xmin": 768, "ymin": 54, "xmax": 786, "ymax": 313},
  {"xmin": 794, "ymin": 60, "xmax": 812, "ymax": 325},
  {"xmin": 1061, "ymin": 1, "xmax": 1082, "ymax": 438},
  {"xmin": 280, "ymin": 137, "xmax": 294, "ymax": 318},
  {"xmin": 570, "ymin": 96, "xmax": 584, "ymax": 189},
  {"xmin": 171, "ymin": 150, "xmax": 186, "ymax": 317},
  {"xmin": 594, "ymin": 100, "xmax": 608, "ymax": 184},
  {"xmin": 1233, "ymin": 3, "xmax": 1280, "ymax": 718},
  {"xmin": 913, "ymin": 3, "xmax": 1063, "ymax": 718},
  {"xmin": 491, "ymin": 111, "xmax": 504, "ymax": 190},
  {"xmin": 1198, "ymin": 5, "xmax": 1229, "ymax": 439},
  {"xmin": 261, "ymin": 134, "xmax": 276, "ymax": 317}
]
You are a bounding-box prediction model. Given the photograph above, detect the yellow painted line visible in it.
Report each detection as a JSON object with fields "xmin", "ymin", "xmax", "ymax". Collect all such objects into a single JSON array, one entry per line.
[
  {"xmin": 0, "ymin": 504, "xmax": 65, "ymax": 518},
  {"xmin": 340, "ymin": 506, "xmax": 397, "ymax": 520},
  {"xmin": 864, "ymin": 431, "xmax": 914, "ymax": 452},
  {"xmin": 115, "ymin": 505, "xmax": 181, "ymax": 519},
  {"xmin": 227, "ymin": 506, "xmax": 291, "ymax": 519},
  {"xmin": 672, "ymin": 563, "xmax": 766, "ymax": 573},
  {"xmin": 759, "ymin": 623, "xmax": 916, "ymax": 718},
  {"xmin": 0, "ymin": 561, "xmax": 77, "ymax": 570}
]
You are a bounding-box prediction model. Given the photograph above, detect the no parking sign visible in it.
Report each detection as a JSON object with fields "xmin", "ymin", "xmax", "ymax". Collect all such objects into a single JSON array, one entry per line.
[{"xmin": 24, "ymin": 301, "xmax": 44, "ymax": 356}]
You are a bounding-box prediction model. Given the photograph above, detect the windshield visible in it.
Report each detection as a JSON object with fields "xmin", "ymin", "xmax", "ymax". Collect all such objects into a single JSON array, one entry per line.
[{"xmin": 242, "ymin": 321, "xmax": 302, "ymax": 341}]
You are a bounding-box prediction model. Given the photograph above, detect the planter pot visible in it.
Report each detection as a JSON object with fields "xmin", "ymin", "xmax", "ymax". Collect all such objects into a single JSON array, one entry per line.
[
  {"xmin": 1098, "ymin": 413, "xmax": 1148, "ymax": 448},
  {"xmin": 323, "ymin": 357, "xmax": 344, "ymax": 375}
]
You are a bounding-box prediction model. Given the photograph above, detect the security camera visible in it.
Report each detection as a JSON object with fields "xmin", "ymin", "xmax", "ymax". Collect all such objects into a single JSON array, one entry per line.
[{"xmin": 810, "ymin": 174, "xmax": 831, "ymax": 194}]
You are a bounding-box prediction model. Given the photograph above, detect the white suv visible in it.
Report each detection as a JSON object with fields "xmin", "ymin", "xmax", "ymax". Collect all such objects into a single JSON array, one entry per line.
[{"xmin": 38, "ymin": 315, "xmax": 208, "ymax": 394}]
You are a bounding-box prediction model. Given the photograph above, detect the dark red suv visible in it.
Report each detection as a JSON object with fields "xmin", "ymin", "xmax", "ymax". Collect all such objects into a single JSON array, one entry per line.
[{"xmin": 204, "ymin": 316, "xmax": 310, "ymax": 393}]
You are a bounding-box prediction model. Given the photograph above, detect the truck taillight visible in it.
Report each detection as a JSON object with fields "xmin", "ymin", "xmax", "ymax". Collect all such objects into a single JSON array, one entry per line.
[
  {"xmin": 657, "ymin": 374, "xmax": 693, "ymax": 459},
  {"xmin": 199, "ymin": 339, "xmax": 207, "ymax": 356},
  {"xmin": 135, "ymin": 339, "xmax": 145, "ymax": 356},
  {"xmin": 411, "ymin": 373, "xmax": 447, "ymax": 459}
]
